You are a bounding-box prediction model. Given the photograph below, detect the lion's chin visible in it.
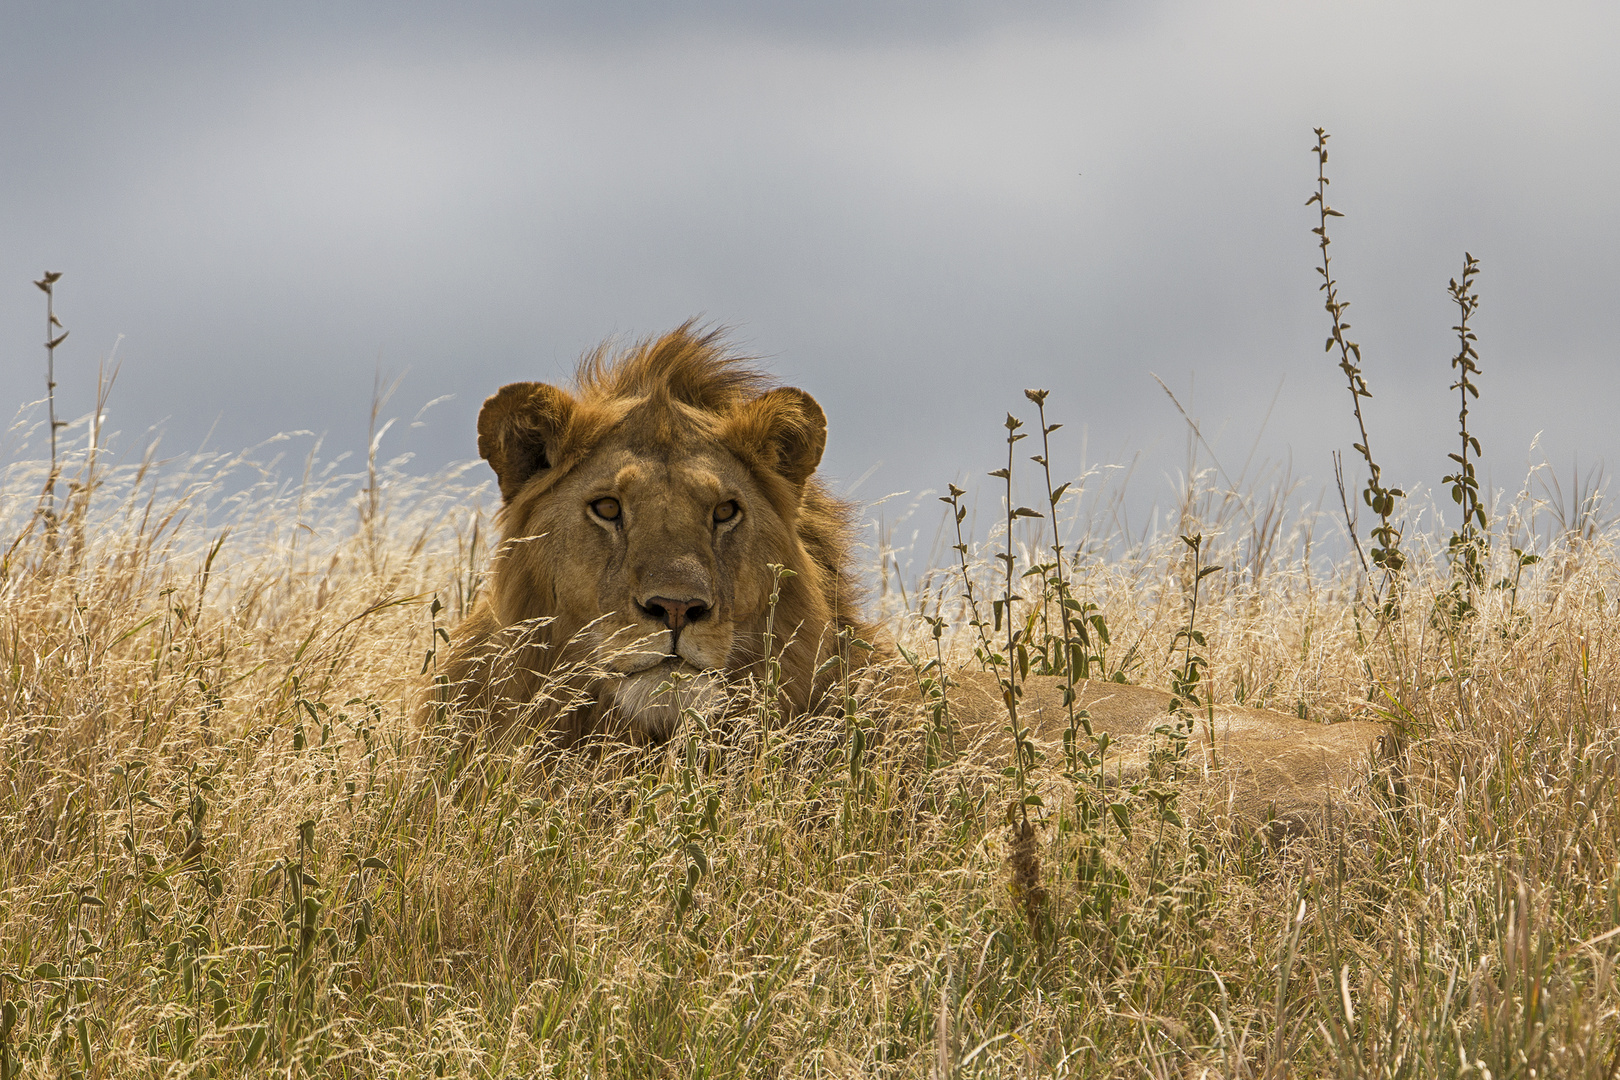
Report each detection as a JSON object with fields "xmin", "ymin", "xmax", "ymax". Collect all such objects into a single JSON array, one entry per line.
[{"xmin": 607, "ymin": 662, "xmax": 722, "ymax": 743}]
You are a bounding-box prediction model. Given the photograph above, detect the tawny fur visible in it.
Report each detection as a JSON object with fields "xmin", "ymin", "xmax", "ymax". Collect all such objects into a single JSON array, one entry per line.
[
  {"xmin": 942, "ymin": 672, "xmax": 1395, "ymax": 838},
  {"xmin": 444, "ymin": 323, "xmax": 871, "ymax": 746},
  {"xmin": 445, "ymin": 322, "xmax": 1393, "ymax": 834}
]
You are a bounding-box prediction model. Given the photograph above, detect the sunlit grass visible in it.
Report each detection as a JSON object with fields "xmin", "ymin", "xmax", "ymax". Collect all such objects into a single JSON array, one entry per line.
[{"xmin": 2, "ymin": 401, "xmax": 1616, "ymax": 1077}]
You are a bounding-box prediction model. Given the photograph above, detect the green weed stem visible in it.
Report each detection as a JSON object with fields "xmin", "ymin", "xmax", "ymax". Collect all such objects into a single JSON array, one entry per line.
[{"xmin": 1308, "ymin": 129, "xmax": 1405, "ymax": 607}]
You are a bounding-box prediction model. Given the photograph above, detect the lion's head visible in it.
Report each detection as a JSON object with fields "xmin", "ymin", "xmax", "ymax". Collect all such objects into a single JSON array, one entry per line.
[{"xmin": 444, "ymin": 323, "xmax": 871, "ymax": 745}]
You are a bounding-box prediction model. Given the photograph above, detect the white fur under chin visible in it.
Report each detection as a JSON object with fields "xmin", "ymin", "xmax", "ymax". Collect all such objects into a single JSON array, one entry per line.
[{"xmin": 609, "ymin": 665, "xmax": 723, "ymax": 742}]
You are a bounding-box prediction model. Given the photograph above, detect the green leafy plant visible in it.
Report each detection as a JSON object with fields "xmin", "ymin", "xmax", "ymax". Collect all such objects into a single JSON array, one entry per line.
[
  {"xmin": 988, "ymin": 411, "xmax": 1046, "ymax": 830},
  {"xmin": 1441, "ymin": 253, "xmax": 1488, "ymax": 615},
  {"xmin": 1309, "ymin": 129, "xmax": 1406, "ymax": 609},
  {"xmin": 1019, "ymin": 389, "xmax": 1117, "ymax": 846},
  {"xmin": 1164, "ymin": 531, "xmax": 1221, "ymax": 774},
  {"xmin": 33, "ymin": 271, "xmax": 69, "ymax": 548},
  {"xmin": 943, "ymin": 418, "xmax": 1054, "ymax": 942}
]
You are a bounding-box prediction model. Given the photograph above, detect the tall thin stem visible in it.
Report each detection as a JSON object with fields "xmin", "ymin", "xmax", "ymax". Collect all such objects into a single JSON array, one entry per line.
[
  {"xmin": 34, "ymin": 271, "xmax": 68, "ymax": 542},
  {"xmin": 1308, "ymin": 129, "xmax": 1404, "ymax": 603},
  {"xmin": 1024, "ymin": 389, "xmax": 1090, "ymax": 739},
  {"xmin": 1444, "ymin": 253, "xmax": 1486, "ymax": 599}
]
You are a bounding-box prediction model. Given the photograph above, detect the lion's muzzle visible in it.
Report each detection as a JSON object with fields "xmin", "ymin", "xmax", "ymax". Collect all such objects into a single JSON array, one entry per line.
[{"xmin": 639, "ymin": 595, "xmax": 710, "ymax": 631}]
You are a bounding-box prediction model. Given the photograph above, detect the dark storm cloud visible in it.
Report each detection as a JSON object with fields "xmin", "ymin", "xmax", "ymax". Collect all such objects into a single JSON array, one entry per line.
[{"xmin": 2, "ymin": 1, "xmax": 1616, "ymax": 554}]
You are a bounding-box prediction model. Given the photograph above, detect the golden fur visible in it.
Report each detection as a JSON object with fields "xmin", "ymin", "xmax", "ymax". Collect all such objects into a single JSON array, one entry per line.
[
  {"xmin": 446, "ymin": 322, "xmax": 1391, "ymax": 831},
  {"xmin": 443, "ymin": 323, "xmax": 871, "ymax": 746},
  {"xmin": 944, "ymin": 672, "xmax": 1393, "ymax": 837}
]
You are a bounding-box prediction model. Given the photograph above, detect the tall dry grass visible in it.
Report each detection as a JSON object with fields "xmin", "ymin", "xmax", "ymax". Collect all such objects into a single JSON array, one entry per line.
[
  {"xmin": 2, "ymin": 394, "xmax": 1617, "ymax": 1077},
  {"xmin": 5, "ymin": 125, "xmax": 1618, "ymax": 1074}
]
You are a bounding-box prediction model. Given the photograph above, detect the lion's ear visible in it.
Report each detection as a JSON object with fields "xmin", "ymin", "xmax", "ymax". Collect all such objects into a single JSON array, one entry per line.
[
  {"xmin": 731, "ymin": 387, "xmax": 827, "ymax": 489},
  {"xmin": 476, "ymin": 382, "xmax": 576, "ymax": 501}
]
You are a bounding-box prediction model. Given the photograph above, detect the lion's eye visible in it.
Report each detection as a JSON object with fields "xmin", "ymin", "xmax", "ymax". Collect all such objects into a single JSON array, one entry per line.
[
  {"xmin": 713, "ymin": 500, "xmax": 739, "ymax": 524},
  {"xmin": 590, "ymin": 497, "xmax": 621, "ymax": 521}
]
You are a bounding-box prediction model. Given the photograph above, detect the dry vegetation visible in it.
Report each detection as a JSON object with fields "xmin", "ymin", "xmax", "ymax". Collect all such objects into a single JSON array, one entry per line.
[
  {"xmin": 4, "ymin": 398, "xmax": 1617, "ymax": 1078},
  {"xmin": 4, "ymin": 139, "xmax": 1619, "ymax": 1077}
]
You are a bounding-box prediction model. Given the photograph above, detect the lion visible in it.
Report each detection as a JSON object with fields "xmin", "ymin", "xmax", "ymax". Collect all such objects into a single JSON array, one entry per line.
[
  {"xmin": 444, "ymin": 323, "xmax": 1391, "ymax": 829},
  {"xmin": 442, "ymin": 323, "xmax": 874, "ymax": 747},
  {"xmin": 946, "ymin": 675, "xmax": 1393, "ymax": 836}
]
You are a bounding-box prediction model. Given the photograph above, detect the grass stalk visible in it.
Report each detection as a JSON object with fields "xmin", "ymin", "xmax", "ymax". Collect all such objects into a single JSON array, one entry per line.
[
  {"xmin": 33, "ymin": 271, "xmax": 69, "ymax": 549},
  {"xmin": 1443, "ymin": 252, "xmax": 1487, "ymax": 609},
  {"xmin": 1308, "ymin": 129, "xmax": 1406, "ymax": 610}
]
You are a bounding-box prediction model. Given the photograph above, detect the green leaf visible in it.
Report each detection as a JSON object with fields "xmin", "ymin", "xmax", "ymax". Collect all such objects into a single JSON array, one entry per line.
[{"xmin": 244, "ymin": 1025, "xmax": 269, "ymax": 1065}]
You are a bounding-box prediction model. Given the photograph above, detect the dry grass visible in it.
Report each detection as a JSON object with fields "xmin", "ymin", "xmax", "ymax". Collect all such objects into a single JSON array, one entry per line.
[{"xmin": 2, "ymin": 402, "xmax": 1617, "ymax": 1079}]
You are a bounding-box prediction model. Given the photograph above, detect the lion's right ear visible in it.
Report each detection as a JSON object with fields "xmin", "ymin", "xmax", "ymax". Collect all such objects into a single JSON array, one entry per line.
[{"xmin": 476, "ymin": 382, "xmax": 576, "ymax": 502}]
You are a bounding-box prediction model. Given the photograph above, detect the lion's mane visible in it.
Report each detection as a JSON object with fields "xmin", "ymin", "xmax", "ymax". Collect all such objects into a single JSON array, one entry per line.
[{"xmin": 443, "ymin": 323, "xmax": 872, "ymax": 745}]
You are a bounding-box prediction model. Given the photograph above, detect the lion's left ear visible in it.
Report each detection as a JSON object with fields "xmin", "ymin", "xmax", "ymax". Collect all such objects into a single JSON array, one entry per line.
[
  {"xmin": 477, "ymin": 381, "xmax": 577, "ymax": 502},
  {"xmin": 728, "ymin": 387, "xmax": 827, "ymax": 489}
]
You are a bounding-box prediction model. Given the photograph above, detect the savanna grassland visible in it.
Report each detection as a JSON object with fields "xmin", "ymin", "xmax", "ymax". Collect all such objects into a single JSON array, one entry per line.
[{"xmin": 4, "ymin": 138, "xmax": 1619, "ymax": 1078}]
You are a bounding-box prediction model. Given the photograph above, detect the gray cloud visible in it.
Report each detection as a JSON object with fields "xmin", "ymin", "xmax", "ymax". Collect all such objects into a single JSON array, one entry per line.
[{"xmin": 3, "ymin": 1, "xmax": 1616, "ymax": 551}]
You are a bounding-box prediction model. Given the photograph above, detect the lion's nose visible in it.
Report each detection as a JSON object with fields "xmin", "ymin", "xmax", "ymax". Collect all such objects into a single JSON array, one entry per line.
[{"xmin": 640, "ymin": 596, "xmax": 710, "ymax": 631}]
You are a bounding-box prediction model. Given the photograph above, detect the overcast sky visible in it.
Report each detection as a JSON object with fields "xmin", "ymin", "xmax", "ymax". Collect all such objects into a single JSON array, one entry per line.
[{"xmin": 3, "ymin": 1, "xmax": 1616, "ymax": 548}]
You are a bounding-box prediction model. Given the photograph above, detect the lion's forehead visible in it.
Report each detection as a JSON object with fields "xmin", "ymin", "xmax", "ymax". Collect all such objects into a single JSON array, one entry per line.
[
  {"xmin": 622, "ymin": 464, "xmax": 724, "ymax": 505},
  {"xmin": 595, "ymin": 443, "xmax": 755, "ymax": 504}
]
